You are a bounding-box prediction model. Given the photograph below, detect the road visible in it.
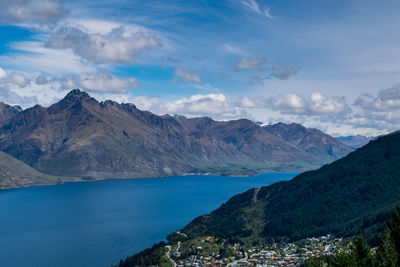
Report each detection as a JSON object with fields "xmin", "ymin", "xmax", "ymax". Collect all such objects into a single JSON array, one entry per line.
[
  {"xmin": 226, "ymin": 252, "xmax": 248, "ymax": 267},
  {"xmin": 165, "ymin": 245, "xmax": 177, "ymax": 267}
]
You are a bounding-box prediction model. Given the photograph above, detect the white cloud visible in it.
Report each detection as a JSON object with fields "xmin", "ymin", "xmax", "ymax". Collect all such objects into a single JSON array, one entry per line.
[
  {"xmin": 36, "ymin": 75, "xmax": 49, "ymax": 85},
  {"xmin": 133, "ymin": 93, "xmax": 247, "ymax": 120},
  {"xmin": 0, "ymin": 68, "xmax": 31, "ymax": 88},
  {"xmin": 240, "ymin": 92, "xmax": 349, "ymax": 116},
  {"xmin": 240, "ymin": 0, "xmax": 274, "ymax": 20},
  {"xmin": 0, "ymin": 67, "xmax": 7, "ymax": 79},
  {"xmin": 233, "ymin": 56, "xmax": 266, "ymax": 71},
  {"xmin": 272, "ymin": 93, "xmax": 348, "ymax": 115},
  {"xmin": 270, "ymin": 63, "xmax": 299, "ymax": 80},
  {"xmin": 60, "ymin": 71, "xmax": 139, "ymax": 93},
  {"xmin": 1, "ymin": 41, "xmax": 95, "ymax": 75},
  {"xmin": 0, "ymin": 0, "xmax": 66, "ymax": 24},
  {"xmin": 45, "ymin": 24, "xmax": 162, "ymax": 64},
  {"xmin": 171, "ymin": 68, "xmax": 203, "ymax": 84},
  {"xmin": 10, "ymin": 73, "xmax": 30, "ymax": 87},
  {"xmin": 354, "ymin": 83, "xmax": 400, "ymax": 111}
]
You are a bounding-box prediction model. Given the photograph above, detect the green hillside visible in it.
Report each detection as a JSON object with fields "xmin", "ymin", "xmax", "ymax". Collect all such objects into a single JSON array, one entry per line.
[{"xmin": 182, "ymin": 131, "xmax": 400, "ymax": 244}]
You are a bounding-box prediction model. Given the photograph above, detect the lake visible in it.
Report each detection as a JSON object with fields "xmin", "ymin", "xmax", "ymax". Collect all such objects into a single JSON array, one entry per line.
[{"xmin": 0, "ymin": 172, "xmax": 298, "ymax": 267}]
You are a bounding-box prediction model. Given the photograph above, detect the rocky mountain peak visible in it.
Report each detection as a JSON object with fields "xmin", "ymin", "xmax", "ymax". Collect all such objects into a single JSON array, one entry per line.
[
  {"xmin": 63, "ymin": 89, "xmax": 94, "ymax": 103},
  {"xmin": 0, "ymin": 102, "xmax": 23, "ymax": 122}
]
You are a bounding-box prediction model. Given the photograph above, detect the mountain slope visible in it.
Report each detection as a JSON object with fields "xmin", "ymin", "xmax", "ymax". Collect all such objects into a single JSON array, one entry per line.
[
  {"xmin": 0, "ymin": 89, "xmax": 317, "ymax": 179},
  {"xmin": 336, "ymin": 135, "xmax": 374, "ymax": 149},
  {"xmin": 181, "ymin": 130, "xmax": 400, "ymax": 243},
  {"xmin": 0, "ymin": 102, "xmax": 22, "ymax": 122},
  {"xmin": 0, "ymin": 151, "xmax": 74, "ymax": 189},
  {"xmin": 263, "ymin": 122, "xmax": 352, "ymax": 165}
]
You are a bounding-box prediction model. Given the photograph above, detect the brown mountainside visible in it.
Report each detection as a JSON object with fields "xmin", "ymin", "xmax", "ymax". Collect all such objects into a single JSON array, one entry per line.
[
  {"xmin": 0, "ymin": 102, "xmax": 22, "ymax": 122},
  {"xmin": 0, "ymin": 89, "xmax": 343, "ymax": 179},
  {"xmin": 263, "ymin": 122, "xmax": 351, "ymax": 165},
  {"xmin": 0, "ymin": 150, "xmax": 78, "ymax": 189}
]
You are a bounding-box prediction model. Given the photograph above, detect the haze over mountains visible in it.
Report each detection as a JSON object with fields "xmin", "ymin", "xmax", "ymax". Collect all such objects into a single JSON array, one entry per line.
[
  {"xmin": 336, "ymin": 135, "xmax": 375, "ymax": 149},
  {"xmin": 0, "ymin": 89, "xmax": 352, "ymax": 186}
]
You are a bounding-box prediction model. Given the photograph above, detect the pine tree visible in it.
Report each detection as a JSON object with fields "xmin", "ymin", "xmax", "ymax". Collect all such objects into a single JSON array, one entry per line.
[
  {"xmin": 388, "ymin": 206, "xmax": 400, "ymax": 266},
  {"xmin": 375, "ymin": 228, "xmax": 397, "ymax": 267},
  {"xmin": 330, "ymin": 251, "xmax": 354, "ymax": 267},
  {"xmin": 350, "ymin": 234, "xmax": 374, "ymax": 267}
]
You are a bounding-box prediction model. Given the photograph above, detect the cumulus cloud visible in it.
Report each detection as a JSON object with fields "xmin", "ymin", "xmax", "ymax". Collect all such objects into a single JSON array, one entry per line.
[
  {"xmin": 240, "ymin": 92, "xmax": 349, "ymax": 116},
  {"xmin": 60, "ymin": 71, "xmax": 139, "ymax": 93},
  {"xmin": 0, "ymin": 68, "xmax": 31, "ymax": 88},
  {"xmin": 233, "ymin": 56, "xmax": 266, "ymax": 71},
  {"xmin": 10, "ymin": 73, "xmax": 30, "ymax": 87},
  {"xmin": 240, "ymin": 0, "xmax": 274, "ymax": 20},
  {"xmin": 344, "ymin": 83, "xmax": 400, "ymax": 132},
  {"xmin": 0, "ymin": 89, "xmax": 37, "ymax": 106},
  {"xmin": 354, "ymin": 83, "xmax": 400, "ymax": 111},
  {"xmin": 133, "ymin": 93, "xmax": 247, "ymax": 120},
  {"xmin": 0, "ymin": 0, "xmax": 66, "ymax": 24},
  {"xmin": 270, "ymin": 63, "xmax": 299, "ymax": 80},
  {"xmin": 0, "ymin": 67, "xmax": 7, "ymax": 79},
  {"xmin": 0, "ymin": 67, "xmax": 37, "ymax": 106},
  {"xmin": 171, "ymin": 68, "xmax": 203, "ymax": 84},
  {"xmin": 45, "ymin": 25, "xmax": 162, "ymax": 64},
  {"xmin": 35, "ymin": 75, "xmax": 49, "ymax": 85},
  {"xmin": 271, "ymin": 93, "xmax": 349, "ymax": 115}
]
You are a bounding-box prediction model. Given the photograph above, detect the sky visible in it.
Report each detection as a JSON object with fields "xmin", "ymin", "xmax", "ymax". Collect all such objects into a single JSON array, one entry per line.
[{"xmin": 0, "ymin": 0, "xmax": 399, "ymax": 136}]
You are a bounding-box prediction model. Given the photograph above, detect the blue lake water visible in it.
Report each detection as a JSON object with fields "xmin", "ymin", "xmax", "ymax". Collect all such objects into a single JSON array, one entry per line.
[{"xmin": 0, "ymin": 172, "xmax": 298, "ymax": 267}]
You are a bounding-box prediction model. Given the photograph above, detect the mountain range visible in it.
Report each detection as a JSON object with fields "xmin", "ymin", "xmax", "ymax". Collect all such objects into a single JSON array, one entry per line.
[
  {"xmin": 0, "ymin": 89, "xmax": 351, "ymax": 185},
  {"xmin": 263, "ymin": 122, "xmax": 351, "ymax": 165},
  {"xmin": 178, "ymin": 130, "xmax": 400, "ymax": 244},
  {"xmin": 0, "ymin": 102, "xmax": 22, "ymax": 122},
  {"xmin": 336, "ymin": 135, "xmax": 375, "ymax": 150}
]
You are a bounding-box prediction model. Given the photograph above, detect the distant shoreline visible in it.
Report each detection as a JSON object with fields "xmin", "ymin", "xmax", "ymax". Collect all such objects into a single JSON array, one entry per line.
[{"xmin": 1, "ymin": 169, "xmax": 304, "ymax": 191}]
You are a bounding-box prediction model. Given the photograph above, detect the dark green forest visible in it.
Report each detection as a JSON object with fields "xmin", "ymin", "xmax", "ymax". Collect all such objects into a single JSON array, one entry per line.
[
  {"xmin": 183, "ymin": 131, "xmax": 400, "ymax": 243},
  {"xmin": 303, "ymin": 207, "xmax": 400, "ymax": 267}
]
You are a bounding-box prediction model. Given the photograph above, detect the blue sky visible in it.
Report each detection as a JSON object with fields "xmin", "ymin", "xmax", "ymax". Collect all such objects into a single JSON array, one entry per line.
[{"xmin": 0, "ymin": 0, "xmax": 399, "ymax": 136}]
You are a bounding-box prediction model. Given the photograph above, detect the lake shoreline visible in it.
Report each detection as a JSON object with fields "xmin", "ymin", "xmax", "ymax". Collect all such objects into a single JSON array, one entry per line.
[
  {"xmin": 0, "ymin": 172, "xmax": 298, "ymax": 267},
  {"xmin": 1, "ymin": 168, "xmax": 305, "ymax": 191}
]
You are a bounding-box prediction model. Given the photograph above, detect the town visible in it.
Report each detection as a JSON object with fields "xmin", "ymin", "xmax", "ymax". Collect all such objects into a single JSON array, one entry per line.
[{"xmin": 166, "ymin": 234, "xmax": 348, "ymax": 266}]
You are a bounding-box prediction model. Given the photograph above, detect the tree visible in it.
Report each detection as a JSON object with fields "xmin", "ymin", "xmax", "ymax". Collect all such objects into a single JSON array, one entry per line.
[
  {"xmin": 350, "ymin": 234, "xmax": 374, "ymax": 267},
  {"xmin": 375, "ymin": 228, "xmax": 397, "ymax": 267},
  {"xmin": 388, "ymin": 206, "xmax": 400, "ymax": 266},
  {"xmin": 330, "ymin": 251, "xmax": 354, "ymax": 267}
]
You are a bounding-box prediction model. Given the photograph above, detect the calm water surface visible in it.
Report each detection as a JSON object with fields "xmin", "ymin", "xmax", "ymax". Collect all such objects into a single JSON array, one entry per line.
[{"xmin": 0, "ymin": 172, "xmax": 298, "ymax": 267}]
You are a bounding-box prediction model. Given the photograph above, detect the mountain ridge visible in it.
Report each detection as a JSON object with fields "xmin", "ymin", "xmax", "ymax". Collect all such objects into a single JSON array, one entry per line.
[
  {"xmin": 0, "ymin": 150, "xmax": 79, "ymax": 189},
  {"xmin": 0, "ymin": 89, "xmax": 350, "ymax": 180},
  {"xmin": 179, "ymin": 130, "xmax": 400, "ymax": 244},
  {"xmin": 263, "ymin": 122, "xmax": 351, "ymax": 164},
  {"xmin": 336, "ymin": 135, "xmax": 375, "ymax": 149}
]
